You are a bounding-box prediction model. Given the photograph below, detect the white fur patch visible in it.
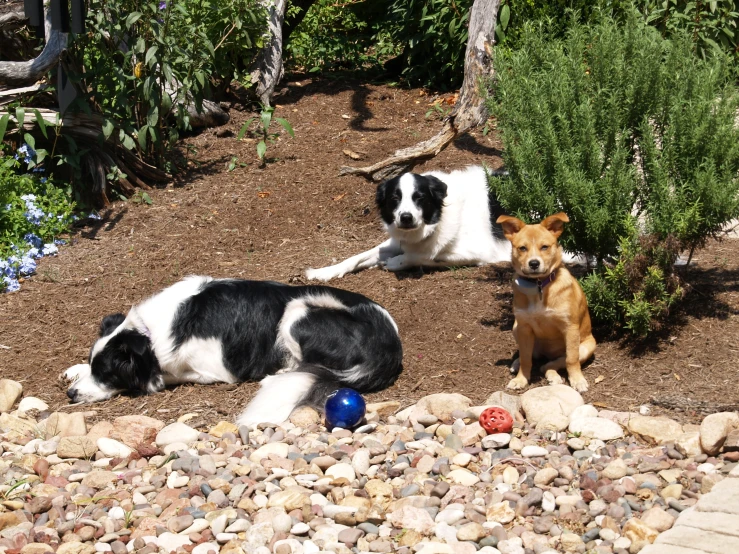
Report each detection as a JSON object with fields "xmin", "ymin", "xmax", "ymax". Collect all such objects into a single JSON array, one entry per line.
[
  {"xmin": 236, "ymin": 372, "xmax": 317, "ymax": 427},
  {"xmin": 276, "ymin": 294, "xmax": 347, "ymax": 361}
]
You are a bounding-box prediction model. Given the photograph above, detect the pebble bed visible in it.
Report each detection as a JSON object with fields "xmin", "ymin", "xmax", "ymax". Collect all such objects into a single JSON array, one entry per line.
[{"xmin": 1, "ymin": 383, "xmax": 738, "ymax": 554}]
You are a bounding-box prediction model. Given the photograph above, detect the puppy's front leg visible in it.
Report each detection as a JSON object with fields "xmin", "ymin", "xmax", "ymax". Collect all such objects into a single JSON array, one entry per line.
[
  {"xmin": 508, "ymin": 321, "xmax": 534, "ymax": 390},
  {"xmin": 565, "ymin": 324, "xmax": 588, "ymax": 392}
]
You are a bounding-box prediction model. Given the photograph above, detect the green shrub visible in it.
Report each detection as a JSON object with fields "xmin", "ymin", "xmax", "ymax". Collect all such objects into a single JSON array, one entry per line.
[
  {"xmin": 488, "ymin": 14, "xmax": 739, "ymax": 334},
  {"xmin": 67, "ymin": 0, "xmax": 266, "ymax": 168},
  {"xmin": 285, "ymin": 0, "xmax": 397, "ymax": 73}
]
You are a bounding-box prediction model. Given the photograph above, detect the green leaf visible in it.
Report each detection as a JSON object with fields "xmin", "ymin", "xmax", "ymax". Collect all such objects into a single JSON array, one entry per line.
[
  {"xmin": 274, "ymin": 117, "xmax": 294, "ymax": 137},
  {"xmin": 237, "ymin": 118, "xmax": 255, "ymax": 140},
  {"xmin": 36, "ymin": 148, "xmax": 47, "ymax": 164},
  {"xmin": 0, "ymin": 114, "xmax": 9, "ymax": 144},
  {"xmin": 260, "ymin": 108, "xmax": 272, "ymax": 131},
  {"xmin": 500, "ymin": 4, "xmax": 510, "ymax": 30},
  {"xmin": 23, "ymin": 133, "xmax": 35, "ymax": 149},
  {"xmin": 33, "ymin": 109, "xmax": 48, "ymax": 138},
  {"xmin": 145, "ymin": 45, "xmax": 158, "ymax": 67},
  {"xmin": 102, "ymin": 118, "xmax": 115, "ymax": 140},
  {"xmin": 135, "ymin": 37, "xmax": 146, "ymax": 54},
  {"xmin": 141, "ymin": 192, "xmax": 152, "ymax": 205},
  {"xmin": 121, "ymin": 133, "xmax": 136, "ymax": 150},
  {"xmin": 125, "ymin": 11, "xmax": 142, "ymax": 28},
  {"xmin": 138, "ymin": 125, "xmax": 149, "ymax": 150},
  {"xmin": 15, "ymin": 107, "xmax": 25, "ymax": 129},
  {"xmin": 147, "ymin": 107, "xmax": 159, "ymax": 128},
  {"xmin": 256, "ymin": 140, "xmax": 267, "ymax": 160}
]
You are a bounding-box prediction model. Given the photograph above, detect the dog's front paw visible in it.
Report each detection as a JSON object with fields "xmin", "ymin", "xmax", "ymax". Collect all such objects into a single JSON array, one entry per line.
[
  {"xmin": 569, "ymin": 376, "xmax": 589, "ymax": 393},
  {"xmin": 545, "ymin": 370, "xmax": 564, "ymax": 386},
  {"xmin": 384, "ymin": 255, "xmax": 407, "ymax": 272},
  {"xmin": 507, "ymin": 375, "xmax": 529, "ymax": 390},
  {"xmin": 61, "ymin": 363, "xmax": 90, "ymax": 383},
  {"xmin": 305, "ymin": 266, "xmax": 342, "ymax": 282}
]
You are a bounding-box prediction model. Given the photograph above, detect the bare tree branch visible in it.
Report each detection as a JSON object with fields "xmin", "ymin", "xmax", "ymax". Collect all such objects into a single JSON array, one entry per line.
[
  {"xmin": 340, "ymin": 0, "xmax": 500, "ymax": 181},
  {"xmin": 251, "ymin": 0, "xmax": 288, "ymax": 106}
]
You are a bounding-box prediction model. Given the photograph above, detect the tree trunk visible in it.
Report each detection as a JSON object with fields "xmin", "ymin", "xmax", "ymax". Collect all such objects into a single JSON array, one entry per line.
[
  {"xmin": 251, "ymin": 0, "xmax": 288, "ymax": 106},
  {"xmin": 340, "ymin": 0, "xmax": 500, "ymax": 181}
]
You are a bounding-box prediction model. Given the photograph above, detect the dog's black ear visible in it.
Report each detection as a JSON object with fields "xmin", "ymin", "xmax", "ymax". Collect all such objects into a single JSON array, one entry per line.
[
  {"xmin": 375, "ymin": 177, "xmax": 397, "ymax": 209},
  {"xmin": 107, "ymin": 331, "xmax": 162, "ymax": 395},
  {"xmin": 424, "ymin": 175, "xmax": 448, "ymax": 204},
  {"xmin": 99, "ymin": 313, "xmax": 126, "ymax": 337}
]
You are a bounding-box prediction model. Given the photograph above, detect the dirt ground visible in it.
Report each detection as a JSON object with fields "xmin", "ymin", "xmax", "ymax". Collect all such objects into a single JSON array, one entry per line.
[{"xmin": 1, "ymin": 77, "xmax": 738, "ymax": 428}]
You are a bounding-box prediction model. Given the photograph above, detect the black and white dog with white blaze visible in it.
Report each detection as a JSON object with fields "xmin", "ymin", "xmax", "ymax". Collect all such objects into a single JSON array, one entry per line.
[
  {"xmin": 304, "ymin": 166, "xmax": 512, "ymax": 281},
  {"xmin": 63, "ymin": 276, "xmax": 403, "ymax": 427}
]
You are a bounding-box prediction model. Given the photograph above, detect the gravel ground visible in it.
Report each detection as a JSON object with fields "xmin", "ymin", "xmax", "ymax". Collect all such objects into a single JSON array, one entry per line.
[{"xmin": 1, "ymin": 382, "xmax": 738, "ymax": 554}]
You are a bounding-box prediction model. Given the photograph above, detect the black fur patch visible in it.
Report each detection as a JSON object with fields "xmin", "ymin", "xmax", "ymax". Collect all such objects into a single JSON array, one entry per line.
[{"xmin": 91, "ymin": 329, "xmax": 162, "ymax": 395}]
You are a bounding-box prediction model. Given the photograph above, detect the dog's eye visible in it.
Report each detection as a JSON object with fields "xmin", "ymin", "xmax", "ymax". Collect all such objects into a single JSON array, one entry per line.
[
  {"xmin": 541, "ymin": 245, "xmax": 549, "ymax": 251},
  {"xmin": 518, "ymin": 246, "xmax": 527, "ymax": 252}
]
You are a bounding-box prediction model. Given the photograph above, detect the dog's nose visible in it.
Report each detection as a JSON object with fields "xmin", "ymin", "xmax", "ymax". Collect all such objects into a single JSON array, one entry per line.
[
  {"xmin": 67, "ymin": 388, "xmax": 77, "ymax": 401},
  {"xmin": 399, "ymin": 213, "xmax": 413, "ymax": 226},
  {"xmin": 528, "ymin": 259, "xmax": 540, "ymax": 270}
]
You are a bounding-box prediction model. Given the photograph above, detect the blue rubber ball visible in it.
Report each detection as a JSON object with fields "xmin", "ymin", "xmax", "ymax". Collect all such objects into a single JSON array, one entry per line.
[{"xmin": 325, "ymin": 388, "xmax": 366, "ymax": 429}]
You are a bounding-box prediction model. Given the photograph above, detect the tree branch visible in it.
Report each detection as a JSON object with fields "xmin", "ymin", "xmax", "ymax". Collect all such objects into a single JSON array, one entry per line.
[{"xmin": 340, "ymin": 0, "xmax": 500, "ymax": 181}]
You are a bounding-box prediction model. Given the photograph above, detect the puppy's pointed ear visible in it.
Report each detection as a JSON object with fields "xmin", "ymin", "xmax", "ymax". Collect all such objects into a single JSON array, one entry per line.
[
  {"xmin": 496, "ymin": 215, "xmax": 526, "ymax": 241},
  {"xmin": 540, "ymin": 212, "xmax": 569, "ymax": 238},
  {"xmin": 99, "ymin": 313, "xmax": 125, "ymax": 337},
  {"xmin": 424, "ymin": 175, "xmax": 448, "ymax": 204}
]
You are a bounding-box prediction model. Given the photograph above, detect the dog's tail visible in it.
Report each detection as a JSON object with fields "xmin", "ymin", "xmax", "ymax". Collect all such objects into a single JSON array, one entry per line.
[{"xmin": 235, "ymin": 364, "xmax": 345, "ymax": 428}]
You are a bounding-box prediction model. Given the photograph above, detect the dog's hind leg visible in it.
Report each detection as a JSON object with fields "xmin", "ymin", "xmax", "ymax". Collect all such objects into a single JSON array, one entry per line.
[{"xmin": 236, "ymin": 371, "xmax": 319, "ymax": 427}]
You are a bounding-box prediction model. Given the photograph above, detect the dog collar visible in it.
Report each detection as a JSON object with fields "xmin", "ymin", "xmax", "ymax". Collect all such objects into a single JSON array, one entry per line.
[{"xmin": 517, "ymin": 271, "xmax": 556, "ymax": 296}]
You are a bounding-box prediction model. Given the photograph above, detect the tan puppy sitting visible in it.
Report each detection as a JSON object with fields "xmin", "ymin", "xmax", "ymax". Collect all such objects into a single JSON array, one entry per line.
[{"xmin": 496, "ymin": 212, "xmax": 596, "ymax": 392}]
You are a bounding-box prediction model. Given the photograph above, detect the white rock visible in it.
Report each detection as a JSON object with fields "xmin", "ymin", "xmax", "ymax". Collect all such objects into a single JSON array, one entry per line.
[
  {"xmin": 627, "ymin": 416, "xmax": 683, "ymax": 444},
  {"xmin": 290, "ymin": 522, "xmax": 310, "ymax": 535},
  {"xmin": 209, "ymin": 513, "xmax": 229, "ymax": 535},
  {"xmin": 502, "ymin": 466, "xmax": 519, "ymax": 485},
  {"xmin": 436, "ymin": 509, "xmax": 465, "ymax": 525},
  {"xmin": 568, "ymin": 417, "xmax": 624, "ymax": 441},
  {"xmin": 17, "ymin": 396, "xmax": 49, "ymax": 413},
  {"xmin": 182, "ymin": 519, "xmax": 210, "ymax": 534},
  {"xmin": 542, "ymin": 491, "xmax": 556, "ymax": 512},
  {"xmin": 567, "ymin": 437, "xmax": 586, "ymax": 451},
  {"xmin": 602, "ymin": 458, "xmax": 628, "ymax": 480},
  {"xmin": 157, "ymin": 533, "xmax": 192, "ymax": 552},
  {"xmin": 224, "ymin": 519, "xmax": 250, "ymax": 533},
  {"xmin": 700, "ymin": 412, "xmax": 739, "ymax": 455},
  {"xmin": 416, "ymin": 393, "xmax": 472, "ymax": 420},
  {"xmin": 0, "ymin": 379, "xmax": 23, "ymax": 412},
  {"xmin": 166, "ymin": 471, "xmax": 189, "ymax": 489},
  {"xmin": 435, "ymin": 521, "xmax": 459, "ymax": 543},
  {"xmin": 216, "ymin": 533, "xmax": 237, "ymax": 543},
  {"xmin": 163, "ymin": 442, "xmax": 189, "ymax": 455},
  {"xmin": 447, "ymin": 469, "xmax": 480, "ymax": 486},
  {"xmin": 520, "ymin": 385, "xmax": 584, "ymax": 425},
  {"xmin": 521, "ymin": 445, "xmax": 548, "ymax": 457},
  {"xmin": 482, "ymin": 433, "xmax": 511, "ymax": 448},
  {"xmin": 569, "ymin": 404, "xmax": 598, "ymax": 423},
  {"xmin": 325, "ymin": 462, "xmax": 355, "ymax": 481},
  {"xmin": 97, "ymin": 438, "xmax": 134, "ymax": 458},
  {"xmin": 108, "ymin": 507, "xmax": 126, "ymax": 520},
  {"xmin": 191, "ymin": 543, "xmax": 219, "ymax": 554},
  {"xmin": 155, "ymin": 422, "xmax": 199, "ymax": 447},
  {"xmin": 249, "ymin": 442, "xmax": 289, "ymax": 462},
  {"xmin": 352, "ymin": 449, "xmax": 371, "ymax": 476},
  {"xmin": 535, "ymin": 413, "xmax": 570, "ymax": 432}
]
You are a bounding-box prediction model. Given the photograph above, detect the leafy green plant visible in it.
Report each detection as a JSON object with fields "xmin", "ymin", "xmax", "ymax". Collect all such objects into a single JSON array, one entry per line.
[
  {"xmin": 285, "ymin": 0, "xmax": 398, "ymax": 74},
  {"xmin": 237, "ymin": 105, "xmax": 294, "ymax": 165},
  {"xmin": 67, "ymin": 0, "xmax": 266, "ymax": 169},
  {"xmin": 488, "ymin": 14, "xmax": 739, "ymax": 334}
]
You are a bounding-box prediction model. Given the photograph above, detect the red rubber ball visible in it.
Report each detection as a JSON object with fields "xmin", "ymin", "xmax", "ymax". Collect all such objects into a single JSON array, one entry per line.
[{"xmin": 479, "ymin": 407, "xmax": 513, "ymax": 434}]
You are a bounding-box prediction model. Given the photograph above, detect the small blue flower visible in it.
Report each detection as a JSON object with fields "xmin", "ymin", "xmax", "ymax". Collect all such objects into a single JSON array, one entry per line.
[
  {"xmin": 40, "ymin": 177, "xmax": 47, "ymax": 183},
  {"xmin": 87, "ymin": 213, "xmax": 101, "ymax": 221},
  {"xmin": 21, "ymin": 194, "xmax": 37, "ymax": 202},
  {"xmin": 26, "ymin": 247, "xmax": 41, "ymax": 259},
  {"xmin": 54, "ymin": 239, "xmax": 66, "ymax": 246},
  {"xmin": 159, "ymin": 1, "xmax": 166, "ymax": 9},
  {"xmin": 24, "ymin": 233, "xmax": 43, "ymax": 248},
  {"xmin": 19, "ymin": 256, "xmax": 36, "ymax": 276},
  {"xmin": 42, "ymin": 243, "xmax": 59, "ymax": 256},
  {"xmin": 1, "ymin": 261, "xmax": 17, "ymax": 279},
  {"xmin": 2, "ymin": 276, "xmax": 20, "ymax": 293}
]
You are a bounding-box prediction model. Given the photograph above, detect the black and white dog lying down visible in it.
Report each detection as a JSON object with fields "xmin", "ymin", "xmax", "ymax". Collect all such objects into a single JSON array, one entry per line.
[
  {"xmin": 63, "ymin": 276, "xmax": 403, "ymax": 427},
  {"xmin": 305, "ymin": 166, "xmax": 512, "ymax": 281}
]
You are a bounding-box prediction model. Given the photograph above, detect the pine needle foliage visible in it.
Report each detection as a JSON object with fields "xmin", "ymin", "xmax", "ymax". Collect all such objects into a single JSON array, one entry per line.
[{"xmin": 488, "ymin": 13, "xmax": 739, "ymax": 334}]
